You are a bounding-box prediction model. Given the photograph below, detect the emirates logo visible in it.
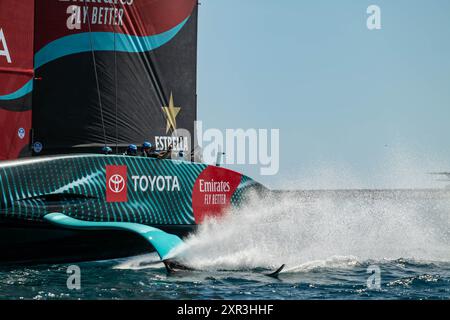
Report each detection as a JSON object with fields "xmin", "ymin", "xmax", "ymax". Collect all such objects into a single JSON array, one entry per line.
[{"xmin": 108, "ymin": 174, "xmax": 125, "ymax": 193}]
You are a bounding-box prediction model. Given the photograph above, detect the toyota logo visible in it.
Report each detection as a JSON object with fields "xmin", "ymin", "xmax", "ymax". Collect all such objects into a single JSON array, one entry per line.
[{"xmin": 108, "ymin": 174, "xmax": 125, "ymax": 193}]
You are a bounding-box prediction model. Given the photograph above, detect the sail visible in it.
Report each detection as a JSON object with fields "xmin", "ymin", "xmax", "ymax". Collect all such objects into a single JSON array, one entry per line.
[
  {"xmin": 14, "ymin": 0, "xmax": 197, "ymax": 156},
  {"xmin": 0, "ymin": 0, "xmax": 35, "ymax": 160}
]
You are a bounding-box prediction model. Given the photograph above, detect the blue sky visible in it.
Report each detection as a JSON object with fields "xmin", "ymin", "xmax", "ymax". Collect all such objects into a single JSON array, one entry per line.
[{"xmin": 197, "ymin": 0, "xmax": 450, "ymax": 189}]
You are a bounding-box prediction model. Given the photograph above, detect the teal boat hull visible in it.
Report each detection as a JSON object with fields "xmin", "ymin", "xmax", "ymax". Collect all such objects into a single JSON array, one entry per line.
[{"xmin": 0, "ymin": 155, "xmax": 265, "ymax": 264}]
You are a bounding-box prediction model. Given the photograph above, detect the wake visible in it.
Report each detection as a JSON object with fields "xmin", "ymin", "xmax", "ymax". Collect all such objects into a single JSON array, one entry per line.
[{"xmin": 173, "ymin": 190, "xmax": 450, "ymax": 271}]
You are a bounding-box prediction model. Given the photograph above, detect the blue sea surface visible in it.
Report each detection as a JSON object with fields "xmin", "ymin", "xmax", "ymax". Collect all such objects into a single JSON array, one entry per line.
[
  {"xmin": 0, "ymin": 190, "xmax": 449, "ymax": 300},
  {"xmin": 0, "ymin": 258, "xmax": 449, "ymax": 300}
]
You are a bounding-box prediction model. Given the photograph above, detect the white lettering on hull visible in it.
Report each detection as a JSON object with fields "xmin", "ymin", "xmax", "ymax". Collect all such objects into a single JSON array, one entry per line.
[{"xmin": 132, "ymin": 176, "xmax": 180, "ymax": 192}]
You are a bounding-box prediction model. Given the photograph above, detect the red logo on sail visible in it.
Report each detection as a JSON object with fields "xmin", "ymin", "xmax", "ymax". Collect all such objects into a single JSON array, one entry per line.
[{"xmin": 106, "ymin": 165, "xmax": 128, "ymax": 203}]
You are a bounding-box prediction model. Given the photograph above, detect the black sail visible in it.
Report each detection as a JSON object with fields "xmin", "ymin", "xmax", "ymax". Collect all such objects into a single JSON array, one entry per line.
[{"xmin": 32, "ymin": 0, "xmax": 198, "ymax": 155}]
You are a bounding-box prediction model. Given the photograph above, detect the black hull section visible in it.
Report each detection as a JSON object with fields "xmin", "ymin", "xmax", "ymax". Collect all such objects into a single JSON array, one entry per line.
[{"xmin": 0, "ymin": 220, "xmax": 195, "ymax": 265}]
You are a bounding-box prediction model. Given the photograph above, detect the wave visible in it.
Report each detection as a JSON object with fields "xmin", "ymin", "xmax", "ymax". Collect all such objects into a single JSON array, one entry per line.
[{"xmin": 113, "ymin": 253, "xmax": 162, "ymax": 270}]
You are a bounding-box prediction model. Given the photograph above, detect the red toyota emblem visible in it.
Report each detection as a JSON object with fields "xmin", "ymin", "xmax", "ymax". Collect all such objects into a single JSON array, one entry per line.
[
  {"xmin": 108, "ymin": 174, "xmax": 126, "ymax": 193},
  {"xmin": 106, "ymin": 166, "xmax": 128, "ymax": 202}
]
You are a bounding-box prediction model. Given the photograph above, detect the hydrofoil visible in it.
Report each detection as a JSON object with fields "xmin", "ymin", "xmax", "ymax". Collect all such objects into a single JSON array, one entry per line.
[{"xmin": 44, "ymin": 213, "xmax": 284, "ymax": 277}]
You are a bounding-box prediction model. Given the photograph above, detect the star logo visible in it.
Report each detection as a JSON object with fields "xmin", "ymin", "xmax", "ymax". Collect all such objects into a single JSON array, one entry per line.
[{"xmin": 161, "ymin": 92, "xmax": 181, "ymax": 134}]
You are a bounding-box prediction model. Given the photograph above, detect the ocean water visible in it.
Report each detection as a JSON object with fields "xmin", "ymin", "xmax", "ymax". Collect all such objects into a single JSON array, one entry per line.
[{"xmin": 0, "ymin": 190, "xmax": 449, "ymax": 300}]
